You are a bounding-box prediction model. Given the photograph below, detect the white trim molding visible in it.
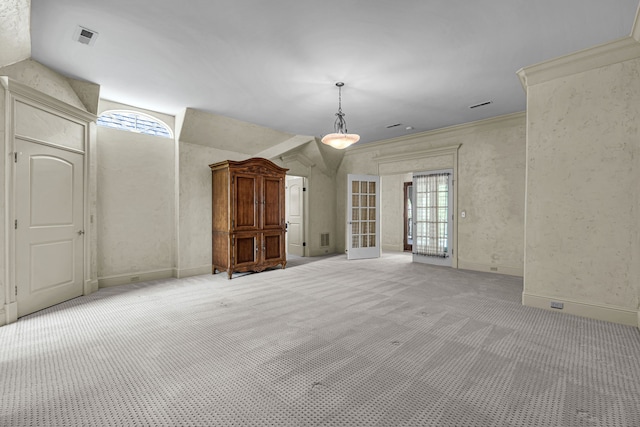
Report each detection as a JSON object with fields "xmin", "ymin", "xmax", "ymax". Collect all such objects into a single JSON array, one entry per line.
[
  {"xmin": 517, "ymin": 36, "xmax": 640, "ymax": 89},
  {"xmin": 174, "ymin": 265, "xmax": 211, "ymax": 279},
  {"xmin": 2, "ymin": 302, "xmax": 17, "ymax": 326},
  {"xmin": 98, "ymin": 268, "xmax": 174, "ymax": 288},
  {"xmin": 458, "ymin": 261, "xmax": 523, "ymax": 277},
  {"xmin": 346, "ymin": 112, "xmax": 525, "ymax": 155},
  {"xmin": 522, "ymin": 292, "xmax": 638, "ymax": 327}
]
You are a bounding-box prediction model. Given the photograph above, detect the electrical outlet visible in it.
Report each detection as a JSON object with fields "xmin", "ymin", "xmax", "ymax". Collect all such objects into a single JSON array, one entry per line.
[
  {"xmin": 490, "ymin": 267, "xmax": 498, "ymax": 271},
  {"xmin": 550, "ymin": 301, "xmax": 564, "ymax": 309}
]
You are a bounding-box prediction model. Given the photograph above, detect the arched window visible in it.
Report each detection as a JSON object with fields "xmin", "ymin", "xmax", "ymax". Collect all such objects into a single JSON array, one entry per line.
[{"xmin": 97, "ymin": 110, "xmax": 173, "ymax": 138}]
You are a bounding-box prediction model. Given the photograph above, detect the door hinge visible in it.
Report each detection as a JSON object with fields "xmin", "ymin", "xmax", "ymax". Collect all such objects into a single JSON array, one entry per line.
[
  {"xmin": 302, "ymin": 242, "xmax": 306, "ymax": 247},
  {"xmin": 303, "ymin": 187, "xmax": 306, "ymax": 192},
  {"xmin": 14, "ymin": 152, "xmax": 18, "ymax": 163},
  {"xmin": 14, "ymin": 219, "xmax": 17, "ymax": 230},
  {"xmin": 15, "ymin": 285, "xmax": 17, "ymax": 296},
  {"xmin": 231, "ymin": 219, "xmax": 234, "ymax": 228}
]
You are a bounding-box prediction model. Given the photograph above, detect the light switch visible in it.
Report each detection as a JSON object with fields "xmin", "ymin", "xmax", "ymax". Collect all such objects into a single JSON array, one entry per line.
[{"xmin": 461, "ymin": 210, "xmax": 466, "ymax": 218}]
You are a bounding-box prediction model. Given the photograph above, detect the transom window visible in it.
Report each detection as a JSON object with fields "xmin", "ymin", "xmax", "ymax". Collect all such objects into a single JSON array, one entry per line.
[{"xmin": 97, "ymin": 110, "xmax": 173, "ymax": 138}]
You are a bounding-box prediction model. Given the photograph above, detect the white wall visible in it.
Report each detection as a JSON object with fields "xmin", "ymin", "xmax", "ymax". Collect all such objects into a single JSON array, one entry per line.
[
  {"xmin": 520, "ymin": 38, "xmax": 640, "ymax": 326},
  {"xmin": 0, "ymin": 86, "xmax": 6, "ymax": 321},
  {"xmin": 0, "ymin": 0, "xmax": 30, "ymax": 67},
  {"xmin": 96, "ymin": 101, "xmax": 176, "ymax": 286},
  {"xmin": 380, "ymin": 173, "xmax": 411, "ymax": 252},
  {"xmin": 0, "ymin": 59, "xmax": 87, "ymax": 110},
  {"xmin": 277, "ymin": 140, "xmax": 338, "ymax": 257},
  {"xmin": 176, "ymin": 141, "xmax": 249, "ymax": 277},
  {"xmin": 338, "ymin": 113, "xmax": 526, "ymax": 276}
]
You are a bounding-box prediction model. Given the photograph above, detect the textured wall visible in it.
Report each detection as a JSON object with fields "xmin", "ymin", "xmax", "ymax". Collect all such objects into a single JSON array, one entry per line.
[
  {"xmin": 177, "ymin": 141, "xmax": 249, "ymax": 276},
  {"xmin": 0, "ymin": 88, "xmax": 6, "ymax": 315},
  {"xmin": 380, "ymin": 174, "xmax": 411, "ymax": 252},
  {"xmin": 337, "ymin": 113, "xmax": 526, "ymax": 275},
  {"xmin": 96, "ymin": 126, "xmax": 175, "ymax": 280},
  {"xmin": 457, "ymin": 123, "xmax": 526, "ymax": 275},
  {"xmin": 0, "ymin": 0, "xmax": 30, "ymax": 67},
  {"xmin": 0, "ymin": 59, "xmax": 86, "ymax": 110},
  {"xmin": 524, "ymin": 57, "xmax": 640, "ymax": 313},
  {"xmin": 277, "ymin": 140, "xmax": 338, "ymax": 257}
]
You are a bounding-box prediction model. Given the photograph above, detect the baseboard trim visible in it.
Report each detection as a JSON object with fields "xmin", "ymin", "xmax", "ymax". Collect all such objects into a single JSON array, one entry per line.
[
  {"xmin": 2, "ymin": 302, "xmax": 18, "ymax": 326},
  {"xmin": 522, "ymin": 292, "xmax": 638, "ymax": 327},
  {"xmin": 458, "ymin": 260, "xmax": 523, "ymax": 277},
  {"xmin": 98, "ymin": 269, "xmax": 174, "ymax": 288},
  {"xmin": 84, "ymin": 279, "xmax": 98, "ymax": 295},
  {"xmin": 174, "ymin": 265, "xmax": 211, "ymax": 279}
]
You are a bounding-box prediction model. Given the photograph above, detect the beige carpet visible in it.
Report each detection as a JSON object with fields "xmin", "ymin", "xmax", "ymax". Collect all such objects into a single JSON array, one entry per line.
[{"xmin": 1, "ymin": 253, "xmax": 639, "ymax": 426}]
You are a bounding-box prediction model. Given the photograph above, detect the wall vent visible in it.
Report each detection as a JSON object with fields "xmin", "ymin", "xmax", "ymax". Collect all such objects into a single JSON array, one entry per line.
[
  {"xmin": 320, "ymin": 233, "xmax": 330, "ymax": 247},
  {"xmin": 74, "ymin": 26, "xmax": 99, "ymax": 46}
]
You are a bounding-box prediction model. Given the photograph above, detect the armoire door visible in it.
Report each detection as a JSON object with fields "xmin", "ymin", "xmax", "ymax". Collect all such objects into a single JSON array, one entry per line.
[
  {"xmin": 232, "ymin": 173, "xmax": 259, "ymax": 230},
  {"xmin": 262, "ymin": 231, "xmax": 285, "ymax": 264},
  {"xmin": 263, "ymin": 175, "xmax": 284, "ymax": 230},
  {"xmin": 233, "ymin": 233, "xmax": 258, "ymax": 267},
  {"xmin": 15, "ymin": 140, "xmax": 85, "ymax": 317}
]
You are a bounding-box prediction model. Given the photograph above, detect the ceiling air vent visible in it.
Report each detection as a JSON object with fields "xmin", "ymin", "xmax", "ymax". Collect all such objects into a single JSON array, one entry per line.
[
  {"xmin": 74, "ymin": 26, "xmax": 98, "ymax": 46},
  {"xmin": 386, "ymin": 123, "xmax": 402, "ymax": 129},
  {"xmin": 469, "ymin": 101, "xmax": 492, "ymax": 109}
]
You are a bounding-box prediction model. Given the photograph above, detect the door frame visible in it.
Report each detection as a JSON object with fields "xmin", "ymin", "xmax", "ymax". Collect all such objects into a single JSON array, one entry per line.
[
  {"xmin": 371, "ymin": 144, "xmax": 460, "ymax": 269},
  {"xmin": 2, "ymin": 79, "xmax": 96, "ymax": 325},
  {"xmin": 403, "ymin": 181, "xmax": 413, "ymax": 252}
]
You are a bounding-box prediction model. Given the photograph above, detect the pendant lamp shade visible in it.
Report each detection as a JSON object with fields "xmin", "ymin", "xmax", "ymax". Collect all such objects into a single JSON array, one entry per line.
[{"xmin": 321, "ymin": 82, "xmax": 359, "ymax": 149}]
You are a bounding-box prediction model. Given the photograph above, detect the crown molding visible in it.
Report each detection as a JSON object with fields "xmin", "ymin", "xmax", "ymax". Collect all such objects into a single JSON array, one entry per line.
[
  {"xmin": 372, "ymin": 144, "xmax": 460, "ymax": 166},
  {"xmin": 517, "ymin": 36, "xmax": 640, "ymax": 88},
  {"xmin": 346, "ymin": 111, "xmax": 525, "ymax": 155}
]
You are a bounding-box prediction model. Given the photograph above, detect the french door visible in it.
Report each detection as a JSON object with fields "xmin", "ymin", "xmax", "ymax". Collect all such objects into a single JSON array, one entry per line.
[
  {"xmin": 412, "ymin": 170, "xmax": 453, "ymax": 267},
  {"xmin": 347, "ymin": 174, "xmax": 380, "ymax": 260}
]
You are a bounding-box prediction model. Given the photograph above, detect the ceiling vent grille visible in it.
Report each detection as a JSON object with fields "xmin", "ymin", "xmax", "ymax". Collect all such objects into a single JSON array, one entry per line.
[
  {"xmin": 74, "ymin": 26, "xmax": 98, "ymax": 46},
  {"xmin": 469, "ymin": 101, "xmax": 492, "ymax": 109}
]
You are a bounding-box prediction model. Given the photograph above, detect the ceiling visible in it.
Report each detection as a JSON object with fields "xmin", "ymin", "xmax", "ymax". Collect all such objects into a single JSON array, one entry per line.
[{"xmin": 29, "ymin": 0, "xmax": 639, "ymax": 144}]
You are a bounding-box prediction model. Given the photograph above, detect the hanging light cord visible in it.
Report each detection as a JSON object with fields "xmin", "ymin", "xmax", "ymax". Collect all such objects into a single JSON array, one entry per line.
[{"xmin": 334, "ymin": 83, "xmax": 348, "ymax": 134}]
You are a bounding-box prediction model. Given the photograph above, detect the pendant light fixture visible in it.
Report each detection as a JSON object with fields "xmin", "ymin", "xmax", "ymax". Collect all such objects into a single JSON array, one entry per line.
[{"xmin": 321, "ymin": 82, "xmax": 360, "ymax": 149}]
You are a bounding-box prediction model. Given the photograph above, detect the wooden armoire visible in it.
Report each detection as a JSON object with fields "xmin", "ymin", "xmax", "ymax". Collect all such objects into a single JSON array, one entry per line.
[{"xmin": 210, "ymin": 158, "xmax": 288, "ymax": 279}]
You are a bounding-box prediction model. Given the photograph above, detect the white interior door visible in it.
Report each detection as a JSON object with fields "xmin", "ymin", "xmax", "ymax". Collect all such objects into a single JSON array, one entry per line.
[
  {"xmin": 347, "ymin": 174, "xmax": 381, "ymax": 260},
  {"xmin": 15, "ymin": 140, "xmax": 85, "ymax": 317},
  {"xmin": 286, "ymin": 176, "xmax": 305, "ymax": 256}
]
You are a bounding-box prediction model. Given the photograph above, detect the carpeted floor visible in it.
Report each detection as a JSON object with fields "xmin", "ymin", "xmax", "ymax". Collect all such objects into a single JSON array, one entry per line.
[{"xmin": 1, "ymin": 253, "xmax": 639, "ymax": 426}]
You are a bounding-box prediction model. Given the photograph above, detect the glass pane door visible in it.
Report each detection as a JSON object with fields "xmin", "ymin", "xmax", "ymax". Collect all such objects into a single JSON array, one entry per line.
[
  {"xmin": 347, "ymin": 174, "xmax": 380, "ymax": 260},
  {"xmin": 412, "ymin": 170, "xmax": 453, "ymax": 267}
]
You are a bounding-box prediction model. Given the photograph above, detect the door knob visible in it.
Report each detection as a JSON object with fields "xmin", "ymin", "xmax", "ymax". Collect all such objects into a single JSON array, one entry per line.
[{"xmin": 77, "ymin": 230, "xmax": 85, "ymax": 235}]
